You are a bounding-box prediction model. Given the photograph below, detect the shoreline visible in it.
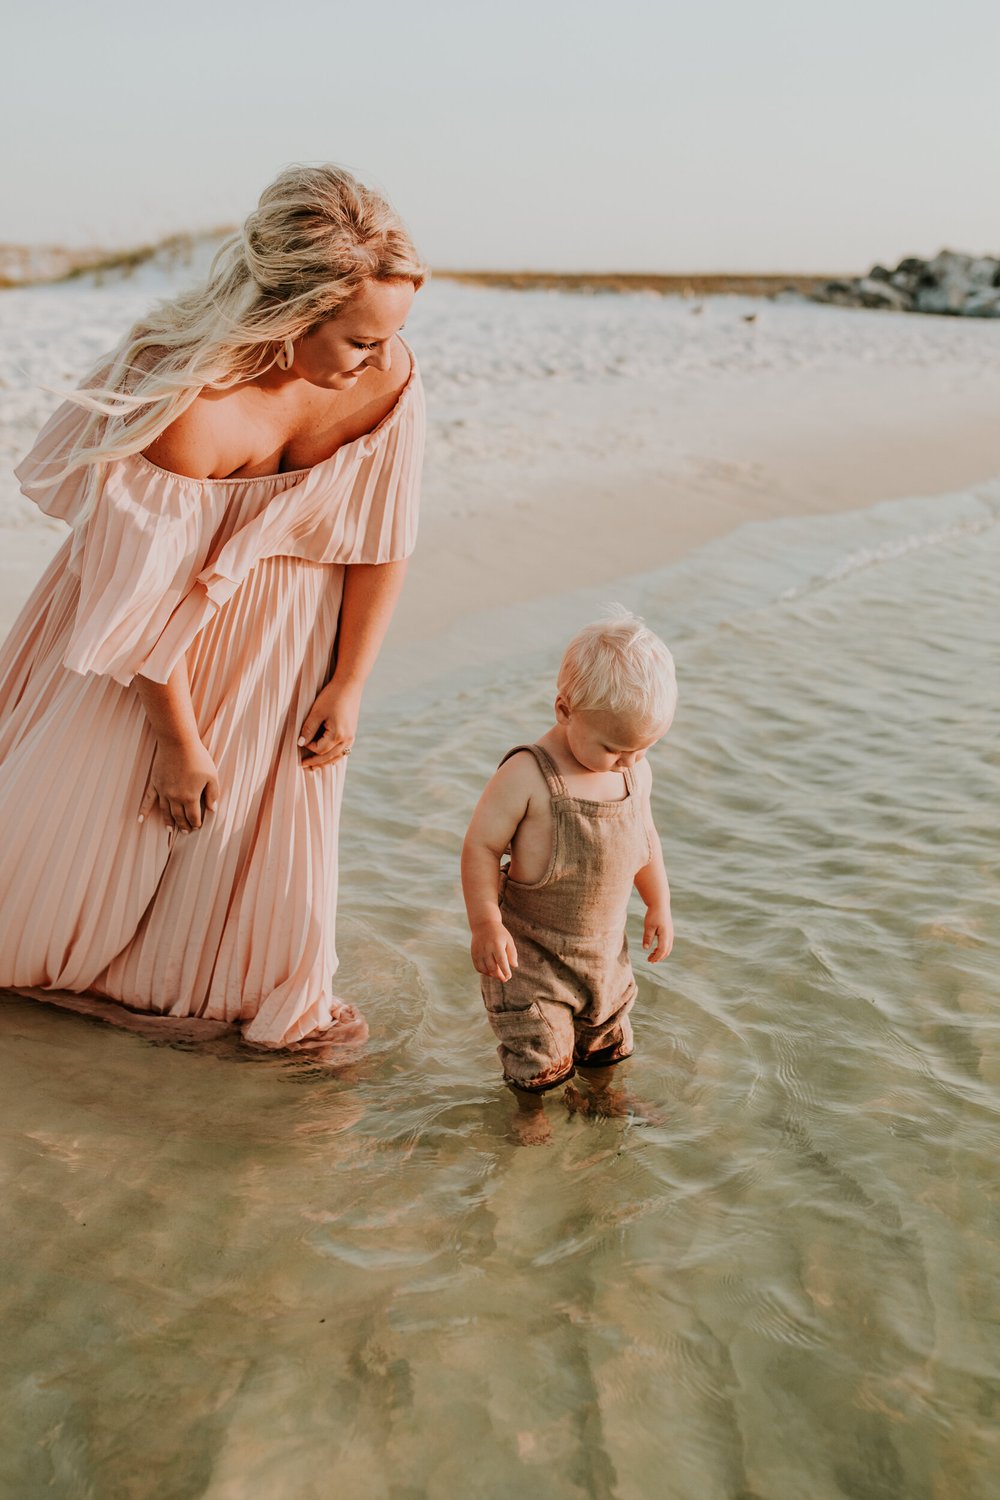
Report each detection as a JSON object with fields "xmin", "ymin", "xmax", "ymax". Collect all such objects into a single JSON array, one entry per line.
[
  {"xmin": 4, "ymin": 287, "xmax": 1000, "ymax": 680},
  {"xmin": 5, "ymin": 361, "xmax": 1000, "ymax": 667},
  {"xmin": 382, "ymin": 362, "xmax": 1000, "ymax": 689}
]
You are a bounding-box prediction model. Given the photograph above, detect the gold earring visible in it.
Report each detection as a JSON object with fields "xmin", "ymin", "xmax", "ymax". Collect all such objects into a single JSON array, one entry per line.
[{"xmin": 276, "ymin": 338, "xmax": 295, "ymax": 371}]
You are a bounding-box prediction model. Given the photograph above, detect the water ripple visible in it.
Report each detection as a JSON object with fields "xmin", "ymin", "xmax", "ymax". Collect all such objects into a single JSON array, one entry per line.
[{"xmin": 2, "ymin": 489, "xmax": 999, "ymax": 1496}]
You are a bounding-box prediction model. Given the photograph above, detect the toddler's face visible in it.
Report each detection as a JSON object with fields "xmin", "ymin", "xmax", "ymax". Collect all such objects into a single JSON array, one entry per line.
[{"xmin": 557, "ymin": 699, "xmax": 671, "ymax": 773}]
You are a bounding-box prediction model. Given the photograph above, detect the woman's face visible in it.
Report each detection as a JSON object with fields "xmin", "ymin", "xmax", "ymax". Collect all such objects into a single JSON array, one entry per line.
[{"xmin": 292, "ymin": 278, "xmax": 416, "ymax": 391}]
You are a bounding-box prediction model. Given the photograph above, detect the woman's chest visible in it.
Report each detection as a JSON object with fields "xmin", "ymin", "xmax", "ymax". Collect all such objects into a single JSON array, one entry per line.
[{"xmin": 213, "ymin": 382, "xmax": 401, "ymax": 480}]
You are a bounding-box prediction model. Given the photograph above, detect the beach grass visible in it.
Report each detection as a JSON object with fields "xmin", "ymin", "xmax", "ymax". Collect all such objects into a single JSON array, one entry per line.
[
  {"xmin": 0, "ymin": 233, "xmax": 836, "ymax": 296},
  {"xmin": 0, "ymin": 230, "xmax": 233, "ymax": 289},
  {"xmin": 432, "ymin": 269, "xmax": 834, "ymax": 296}
]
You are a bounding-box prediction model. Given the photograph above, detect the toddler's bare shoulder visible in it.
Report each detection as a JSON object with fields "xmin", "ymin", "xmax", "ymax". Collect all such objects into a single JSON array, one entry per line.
[{"xmin": 493, "ymin": 750, "xmax": 549, "ymax": 801}]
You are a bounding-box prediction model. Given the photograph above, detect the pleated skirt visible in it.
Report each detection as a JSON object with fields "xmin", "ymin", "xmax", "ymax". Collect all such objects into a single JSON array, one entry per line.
[{"xmin": 0, "ymin": 539, "xmax": 351, "ymax": 1048}]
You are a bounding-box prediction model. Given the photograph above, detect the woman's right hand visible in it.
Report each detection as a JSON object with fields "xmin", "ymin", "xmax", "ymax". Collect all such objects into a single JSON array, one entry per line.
[{"xmin": 138, "ymin": 738, "xmax": 220, "ymax": 832}]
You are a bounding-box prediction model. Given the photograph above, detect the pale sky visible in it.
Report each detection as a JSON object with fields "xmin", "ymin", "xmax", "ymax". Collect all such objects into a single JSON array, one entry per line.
[{"xmin": 4, "ymin": 0, "xmax": 999, "ymax": 272}]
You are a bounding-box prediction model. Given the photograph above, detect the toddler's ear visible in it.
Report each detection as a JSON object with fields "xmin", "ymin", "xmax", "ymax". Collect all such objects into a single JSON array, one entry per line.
[{"xmin": 554, "ymin": 694, "xmax": 571, "ymax": 724}]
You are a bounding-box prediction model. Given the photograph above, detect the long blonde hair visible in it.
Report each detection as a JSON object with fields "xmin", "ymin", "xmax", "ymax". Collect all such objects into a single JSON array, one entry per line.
[{"xmin": 52, "ymin": 163, "xmax": 426, "ymax": 481}]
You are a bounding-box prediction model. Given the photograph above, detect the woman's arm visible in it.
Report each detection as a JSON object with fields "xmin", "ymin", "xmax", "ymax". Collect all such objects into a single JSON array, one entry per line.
[
  {"xmin": 298, "ymin": 560, "xmax": 409, "ymax": 768},
  {"xmin": 135, "ymin": 662, "xmax": 219, "ymax": 832}
]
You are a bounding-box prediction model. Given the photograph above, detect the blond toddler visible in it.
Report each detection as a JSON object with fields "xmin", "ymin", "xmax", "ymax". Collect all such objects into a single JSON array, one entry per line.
[{"xmin": 462, "ymin": 609, "xmax": 676, "ymax": 1129}]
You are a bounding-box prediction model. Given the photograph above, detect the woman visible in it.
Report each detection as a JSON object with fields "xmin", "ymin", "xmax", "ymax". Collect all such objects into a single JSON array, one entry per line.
[{"xmin": 0, "ymin": 164, "xmax": 426, "ymax": 1051}]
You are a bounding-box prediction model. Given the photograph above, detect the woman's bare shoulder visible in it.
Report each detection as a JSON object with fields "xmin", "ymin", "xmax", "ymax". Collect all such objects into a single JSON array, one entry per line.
[
  {"xmin": 372, "ymin": 332, "xmax": 413, "ymax": 392},
  {"xmin": 318, "ymin": 336, "xmax": 414, "ymax": 455},
  {"xmin": 361, "ymin": 333, "xmax": 413, "ymax": 407},
  {"xmin": 142, "ymin": 393, "xmax": 247, "ymax": 480},
  {"xmin": 392, "ymin": 332, "xmax": 413, "ymax": 385}
]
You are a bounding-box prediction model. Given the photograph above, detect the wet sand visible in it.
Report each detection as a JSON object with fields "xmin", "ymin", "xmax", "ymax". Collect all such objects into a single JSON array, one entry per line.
[{"xmin": 395, "ymin": 361, "xmax": 1000, "ymax": 654}]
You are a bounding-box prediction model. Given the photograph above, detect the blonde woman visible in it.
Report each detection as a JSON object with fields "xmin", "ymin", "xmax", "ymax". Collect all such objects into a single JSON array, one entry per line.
[{"xmin": 0, "ymin": 164, "xmax": 426, "ymax": 1052}]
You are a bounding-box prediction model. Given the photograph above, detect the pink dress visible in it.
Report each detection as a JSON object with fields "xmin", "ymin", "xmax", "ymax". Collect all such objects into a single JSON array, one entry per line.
[{"xmin": 0, "ymin": 352, "xmax": 424, "ymax": 1047}]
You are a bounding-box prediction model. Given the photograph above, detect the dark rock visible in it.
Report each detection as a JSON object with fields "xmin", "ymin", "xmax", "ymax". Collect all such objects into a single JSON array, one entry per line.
[
  {"xmin": 962, "ymin": 289, "xmax": 1000, "ymax": 317},
  {"xmin": 889, "ymin": 270, "xmax": 920, "ymax": 296},
  {"xmin": 855, "ymin": 277, "xmax": 911, "ymax": 311},
  {"xmin": 812, "ymin": 248, "xmax": 1000, "ymax": 316},
  {"xmin": 966, "ymin": 255, "xmax": 1000, "ymax": 287}
]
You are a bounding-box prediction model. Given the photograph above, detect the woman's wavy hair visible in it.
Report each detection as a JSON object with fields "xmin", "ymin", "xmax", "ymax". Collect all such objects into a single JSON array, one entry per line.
[{"xmin": 54, "ymin": 163, "xmax": 426, "ymax": 479}]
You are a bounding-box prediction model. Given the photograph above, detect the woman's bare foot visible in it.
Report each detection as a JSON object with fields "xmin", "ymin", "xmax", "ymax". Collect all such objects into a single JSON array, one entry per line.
[
  {"xmin": 242, "ymin": 999, "xmax": 369, "ymax": 1061},
  {"xmin": 297, "ymin": 1001, "xmax": 370, "ymax": 1060}
]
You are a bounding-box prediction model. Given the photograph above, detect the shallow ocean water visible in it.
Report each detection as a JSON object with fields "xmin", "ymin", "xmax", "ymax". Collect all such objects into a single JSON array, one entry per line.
[{"xmin": 2, "ymin": 484, "xmax": 999, "ymax": 1499}]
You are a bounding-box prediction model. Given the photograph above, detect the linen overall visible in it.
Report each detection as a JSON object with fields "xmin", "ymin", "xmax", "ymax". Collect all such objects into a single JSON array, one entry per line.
[{"xmin": 481, "ymin": 743, "xmax": 652, "ymax": 1092}]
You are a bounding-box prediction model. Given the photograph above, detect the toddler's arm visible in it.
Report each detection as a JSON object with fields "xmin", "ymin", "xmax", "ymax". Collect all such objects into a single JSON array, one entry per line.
[
  {"xmin": 633, "ymin": 760, "xmax": 673, "ymax": 962},
  {"xmin": 461, "ymin": 758, "xmax": 533, "ymax": 983}
]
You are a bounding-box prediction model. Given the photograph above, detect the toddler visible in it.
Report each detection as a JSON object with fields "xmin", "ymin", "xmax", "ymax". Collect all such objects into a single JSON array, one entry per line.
[{"xmin": 461, "ymin": 608, "xmax": 676, "ymax": 1137}]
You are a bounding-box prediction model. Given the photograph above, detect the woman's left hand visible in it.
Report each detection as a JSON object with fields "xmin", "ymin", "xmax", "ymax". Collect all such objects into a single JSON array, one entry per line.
[{"xmin": 298, "ymin": 678, "xmax": 363, "ymax": 769}]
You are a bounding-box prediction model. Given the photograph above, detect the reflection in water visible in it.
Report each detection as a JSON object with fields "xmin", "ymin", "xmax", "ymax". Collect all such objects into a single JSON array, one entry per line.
[{"xmin": 2, "ymin": 487, "xmax": 999, "ymax": 1498}]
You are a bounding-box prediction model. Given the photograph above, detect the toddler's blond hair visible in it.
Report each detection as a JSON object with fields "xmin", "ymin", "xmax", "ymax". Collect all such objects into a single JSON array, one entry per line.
[{"xmin": 558, "ymin": 606, "xmax": 677, "ymax": 726}]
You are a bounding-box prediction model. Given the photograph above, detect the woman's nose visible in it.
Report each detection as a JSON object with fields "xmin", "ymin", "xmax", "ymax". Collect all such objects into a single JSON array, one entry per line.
[{"xmin": 367, "ymin": 343, "xmax": 392, "ymax": 372}]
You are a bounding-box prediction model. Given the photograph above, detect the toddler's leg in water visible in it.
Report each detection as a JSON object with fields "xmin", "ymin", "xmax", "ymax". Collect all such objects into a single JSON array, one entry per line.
[
  {"xmin": 565, "ymin": 981, "xmax": 664, "ymax": 1120},
  {"xmin": 481, "ymin": 981, "xmax": 576, "ymax": 1145},
  {"xmin": 566, "ymin": 1063, "xmax": 665, "ymax": 1125},
  {"xmin": 566, "ymin": 1063, "xmax": 629, "ymax": 1118},
  {"xmin": 509, "ymin": 1085, "xmax": 554, "ymax": 1146},
  {"xmin": 480, "ymin": 979, "xmax": 575, "ymax": 1092}
]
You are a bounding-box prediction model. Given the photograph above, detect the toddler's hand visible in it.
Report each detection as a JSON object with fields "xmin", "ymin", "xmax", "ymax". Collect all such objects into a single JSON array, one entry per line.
[
  {"xmin": 643, "ymin": 907, "xmax": 673, "ymax": 963},
  {"xmin": 471, "ymin": 921, "xmax": 519, "ymax": 983}
]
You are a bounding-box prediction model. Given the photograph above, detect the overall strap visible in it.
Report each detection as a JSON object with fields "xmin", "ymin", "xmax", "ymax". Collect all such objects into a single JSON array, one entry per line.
[
  {"xmin": 497, "ymin": 744, "xmax": 568, "ymax": 798},
  {"xmin": 622, "ymin": 764, "xmax": 638, "ymax": 797}
]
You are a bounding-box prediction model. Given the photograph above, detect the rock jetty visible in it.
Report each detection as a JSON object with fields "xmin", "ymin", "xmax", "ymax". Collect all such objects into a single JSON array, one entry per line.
[{"xmin": 813, "ymin": 251, "xmax": 1000, "ymax": 316}]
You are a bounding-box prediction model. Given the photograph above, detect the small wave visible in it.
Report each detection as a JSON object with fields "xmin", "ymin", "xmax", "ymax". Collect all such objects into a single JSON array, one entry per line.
[{"xmin": 778, "ymin": 490, "xmax": 1000, "ymax": 605}]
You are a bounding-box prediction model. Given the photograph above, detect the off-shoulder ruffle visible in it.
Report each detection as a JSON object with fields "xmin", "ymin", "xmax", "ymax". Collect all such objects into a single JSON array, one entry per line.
[
  {"xmin": 14, "ymin": 397, "xmax": 96, "ymax": 525},
  {"xmin": 14, "ymin": 350, "xmax": 425, "ymax": 685}
]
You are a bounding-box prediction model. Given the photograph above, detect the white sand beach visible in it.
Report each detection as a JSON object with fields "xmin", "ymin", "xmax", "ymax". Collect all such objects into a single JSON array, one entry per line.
[{"xmin": 4, "ymin": 270, "xmax": 1000, "ymax": 667}]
